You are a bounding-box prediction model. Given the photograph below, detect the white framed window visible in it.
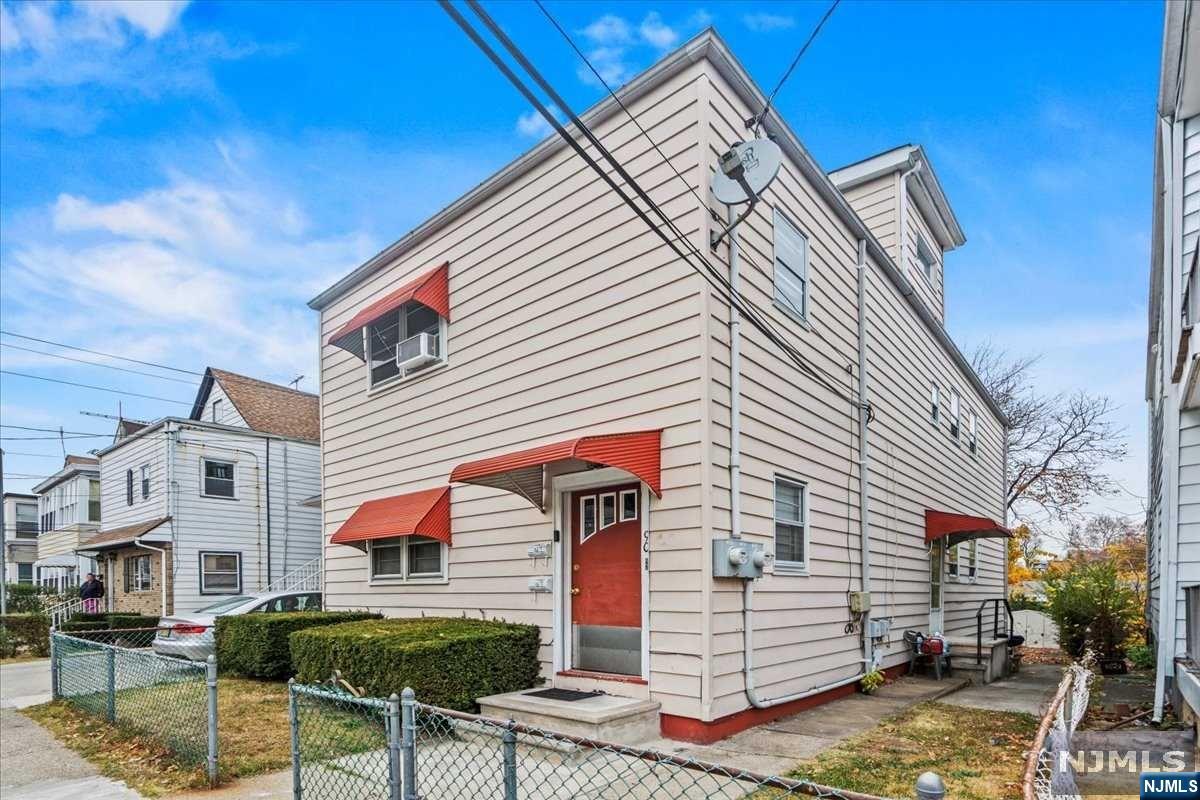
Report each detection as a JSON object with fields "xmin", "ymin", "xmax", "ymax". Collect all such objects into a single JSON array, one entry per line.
[
  {"xmin": 124, "ymin": 555, "xmax": 152, "ymax": 592},
  {"xmin": 773, "ymin": 475, "xmax": 808, "ymax": 573},
  {"xmin": 200, "ymin": 551, "xmax": 242, "ymax": 594},
  {"xmin": 140, "ymin": 464, "xmax": 151, "ymax": 499},
  {"xmin": 211, "ymin": 398, "xmax": 222, "ymax": 423},
  {"xmin": 126, "ymin": 469, "xmax": 134, "ymax": 506},
  {"xmin": 369, "ymin": 536, "xmax": 446, "ymax": 581},
  {"xmin": 579, "ymin": 495, "xmax": 598, "ymax": 542},
  {"xmin": 930, "ymin": 383, "xmax": 940, "ymax": 424},
  {"xmin": 968, "ymin": 409, "xmax": 978, "ymax": 454},
  {"xmin": 949, "ymin": 389, "xmax": 961, "ymax": 439},
  {"xmin": 947, "ymin": 541, "xmax": 959, "ymax": 578},
  {"xmin": 772, "ymin": 208, "xmax": 809, "ymax": 322},
  {"xmin": 619, "ymin": 489, "xmax": 638, "ymax": 522},
  {"xmin": 599, "ymin": 492, "xmax": 617, "ymax": 529},
  {"xmin": 202, "ymin": 458, "xmax": 236, "ymax": 498},
  {"xmin": 966, "ymin": 539, "xmax": 978, "ymax": 581},
  {"xmin": 916, "ymin": 235, "xmax": 937, "ymax": 281},
  {"xmin": 365, "ymin": 301, "xmax": 445, "ymax": 388}
]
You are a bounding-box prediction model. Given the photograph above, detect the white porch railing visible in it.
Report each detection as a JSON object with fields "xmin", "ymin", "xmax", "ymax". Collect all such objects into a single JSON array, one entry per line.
[
  {"xmin": 46, "ymin": 597, "xmax": 85, "ymax": 629},
  {"xmin": 263, "ymin": 557, "xmax": 322, "ymax": 594}
]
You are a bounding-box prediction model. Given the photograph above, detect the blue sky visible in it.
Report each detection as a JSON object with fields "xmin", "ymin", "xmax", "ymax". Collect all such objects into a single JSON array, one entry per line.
[{"xmin": 0, "ymin": 0, "xmax": 1160, "ymax": 528}]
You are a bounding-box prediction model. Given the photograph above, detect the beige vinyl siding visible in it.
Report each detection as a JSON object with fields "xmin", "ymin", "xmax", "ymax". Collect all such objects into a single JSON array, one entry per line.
[
  {"xmin": 839, "ymin": 174, "xmax": 898, "ymax": 261},
  {"xmin": 901, "ymin": 189, "xmax": 946, "ymax": 322},
  {"xmin": 700, "ymin": 66, "xmax": 1004, "ymax": 719},
  {"xmin": 318, "ymin": 61, "xmax": 712, "ymax": 719}
]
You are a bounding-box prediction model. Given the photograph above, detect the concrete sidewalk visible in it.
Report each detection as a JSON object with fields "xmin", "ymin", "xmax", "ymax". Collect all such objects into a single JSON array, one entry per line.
[
  {"xmin": 0, "ymin": 659, "xmax": 142, "ymax": 799},
  {"xmin": 642, "ymin": 673, "xmax": 970, "ymax": 776},
  {"xmin": 940, "ymin": 662, "xmax": 1063, "ymax": 715}
]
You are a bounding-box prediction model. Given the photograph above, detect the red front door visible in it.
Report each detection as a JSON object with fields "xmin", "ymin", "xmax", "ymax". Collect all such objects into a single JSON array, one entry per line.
[{"xmin": 570, "ymin": 483, "xmax": 642, "ymax": 675}]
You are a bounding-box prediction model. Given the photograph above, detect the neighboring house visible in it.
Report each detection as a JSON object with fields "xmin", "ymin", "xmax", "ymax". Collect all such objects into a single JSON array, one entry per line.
[
  {"xmin": 31, "ymin": 457, "xmax": 100, "ymax": 591},
  {"xmin": 1147, "ymin": 0, "xmax": 1200, "ymax": 723},
  {"xmin": 309, "ymin": 29, "xmax": 1008, "ymax": 743},
  {"xmin": 2, "ymin": 492, "xmax": 39, "ymax": 585},
  {"xmin": 79, "ymin": 368, "xmax": 322, "ymax": 616}
]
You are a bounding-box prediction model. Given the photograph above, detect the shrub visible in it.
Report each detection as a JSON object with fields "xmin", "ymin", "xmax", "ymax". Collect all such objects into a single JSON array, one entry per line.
[
  {"xmin": 61, "ymin": 613, "xmax": 160, "ymax": 632},
  {"xmin": 1127, "ymin": 643, "xmax": 1155, "ymax": 670},
  {"xmin": 2, "ymin": 584, "xmax": 69, "ymax": 614},
  {"xmin": 291, "ymin": 617, "xmax": 542, "ymax": 710},
  {"xmin": 0, "ymin": 626, "xmax": 15, "ymax": 659},
  {"xmin": 0, "ymin": 613, "xmax": 50, "ymax": 657},
  {"xmin": 216, "ymin": 611, "xmax": 382, "ymax": 679},
  {"xmin": 1045, "ymin": 561, "xmax": 1140, "ymax": 658}
]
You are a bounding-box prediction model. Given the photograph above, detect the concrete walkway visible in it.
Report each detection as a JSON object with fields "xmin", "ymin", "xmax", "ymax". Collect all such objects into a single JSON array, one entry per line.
[
  {"xmin": 643, "ymin": 674, "xmax": 970, "ymax": 776},
  {"xmin": 0, "ymin": 659, "xmax": 142, "ymax": 800},
  {"xmin": 940, "ymin": 662, "xmax": 1064, "ymax": 716}
]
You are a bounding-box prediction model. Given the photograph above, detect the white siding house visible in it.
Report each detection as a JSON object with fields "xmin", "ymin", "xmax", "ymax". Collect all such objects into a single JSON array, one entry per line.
[
  {"xmin": 309, "ymin": 30, "xmax": 1008, "ymax": 743},
  {"xmin": 31, "ymin": 458, "xmax": 101, "ymax": 590},
  {"xmin": 1147, "ymin": 0, "xmax": 1200, "ymax": 722},
  {"xmin": 81, "ymin": 368, "xmax": 322, "ymax": 615},
  {"xmin": 2, "ymin": 492, "xmax": 39, "ymax": 585}
]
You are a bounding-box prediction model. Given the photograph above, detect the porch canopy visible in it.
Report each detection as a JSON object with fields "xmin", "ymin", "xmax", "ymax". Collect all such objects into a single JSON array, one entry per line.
[
  {"xmin": 925, "ymin": 509, "xmax": 1012, "ymax": 548},
  {"xmin": 449, "ymin": 430, "xmax": 663, "ymax": 511},
  {"xmin": 326, "ymin": 262, "xmax": 450, "ymax": 358},
  {"xmin": 330, "ymin": 485, "xmax": 451, "ymax": 550}
]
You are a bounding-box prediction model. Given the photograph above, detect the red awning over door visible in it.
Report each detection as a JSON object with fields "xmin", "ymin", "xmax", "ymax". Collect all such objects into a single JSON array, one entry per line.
[
  {"xmin": 330, "ymin": 486, "xmax": 451, "ymax": 548},
  {"xmin": 924, "ymin": 509, "xmax": 1012, "ymax": 548},
  {"xmin": 327, "ymin": 262, "xmax": 450, "ymax": 358},
  {"xmin": 449, "ymin": 430, "xmax": 663, "ymax": 511}
]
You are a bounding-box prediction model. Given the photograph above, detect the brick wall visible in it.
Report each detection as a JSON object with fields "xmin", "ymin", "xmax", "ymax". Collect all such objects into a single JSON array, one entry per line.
[{"xmin": 101, "ymin": 544, "xmax": 174, "ymax": 616}]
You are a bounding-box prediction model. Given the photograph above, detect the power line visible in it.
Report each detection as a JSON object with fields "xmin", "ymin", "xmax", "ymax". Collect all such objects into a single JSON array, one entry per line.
[
  {"xmin": 749, "ymin": 0, "xmax": 842, "ymax": 134},
  {"xmin": 448, "ymin": 1, "xmax": 854, "ymax": 404},
  {"xmin": 1, "ymin": 452, "xmax": 62, "ymax": 459},
  {"xmin": 2, "ymin": 425, "xmax": 114, "ymax": 436},
  {"xmin": 0, "ymin": 343, "xmax": 197, "ymax": 385},
  {"xmin": 0, "ymin": 371, "xmax": 192, "ymax": 406},
  {"xmin": 0, "ymin": 331, "xmax": 202, "ymax": 377}
]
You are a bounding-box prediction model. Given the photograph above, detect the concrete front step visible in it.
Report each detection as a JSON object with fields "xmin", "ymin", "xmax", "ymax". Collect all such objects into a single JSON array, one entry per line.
[{"xmin": 477, "ymin": 689, "xmax": 661, "ymax": 744}]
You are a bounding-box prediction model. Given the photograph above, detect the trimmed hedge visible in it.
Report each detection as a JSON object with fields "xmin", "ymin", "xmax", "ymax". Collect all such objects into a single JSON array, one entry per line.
[
  {"xmin": 291, "ymin": 617, "xmax": 542, "ymax": 710},
  {"xmin": 216, "ymin": 611, "xmax": 382, "ymax": 679},
  {"xmin": 0, "ymin": 613, "xmax": 50, "ymax": 657},
  {"xmin": 61, "ymin": 613, "xmax": 160, "ymax": 632},
  {"xmin": 2, "ymin": 584, "xmax": 70, "ymax": 614}
]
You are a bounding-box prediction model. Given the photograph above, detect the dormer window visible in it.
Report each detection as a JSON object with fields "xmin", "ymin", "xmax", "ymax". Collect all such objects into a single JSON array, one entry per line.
[{"xmin": 916, "ymin": 236, "xmax": 937, "ymax": 282}]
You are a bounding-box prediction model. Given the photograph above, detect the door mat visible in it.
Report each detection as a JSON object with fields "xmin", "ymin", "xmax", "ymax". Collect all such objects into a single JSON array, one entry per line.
[{"xmin": 524, "ymin": 688, "xmax": 602, "ymax": 702}]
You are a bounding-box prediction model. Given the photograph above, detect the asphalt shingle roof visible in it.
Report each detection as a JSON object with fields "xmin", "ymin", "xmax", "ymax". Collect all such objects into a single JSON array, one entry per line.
[{"xmin": 209, "ymin": 368, "xmax": 320, "ymax": 442}]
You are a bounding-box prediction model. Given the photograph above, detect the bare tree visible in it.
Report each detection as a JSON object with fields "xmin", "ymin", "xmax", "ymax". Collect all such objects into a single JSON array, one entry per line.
[{"xmin": 971, "ymin": 343, "xmax": 1127, "ymax": 527}]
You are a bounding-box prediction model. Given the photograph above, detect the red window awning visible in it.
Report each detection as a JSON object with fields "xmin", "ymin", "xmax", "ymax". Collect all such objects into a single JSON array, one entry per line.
[
  {"xmin": 449, "ymin": 430, "xmax": 663, "ymax": 511},
  {"xmin": 330, "ymin": 486, "xmax": 451, "ymax": 549},
  {"xmin": 327, "ymin": 262, "xmax": 450, "ymax": 358},
  {"xmin": 925, "ymin": 509, "xmax": 1012, "ymax": 548}
]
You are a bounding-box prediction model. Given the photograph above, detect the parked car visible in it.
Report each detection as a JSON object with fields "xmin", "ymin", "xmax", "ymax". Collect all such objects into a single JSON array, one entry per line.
[{"xmin": 152, "ymin": 590, "xmax": 322, "ymax": 661}]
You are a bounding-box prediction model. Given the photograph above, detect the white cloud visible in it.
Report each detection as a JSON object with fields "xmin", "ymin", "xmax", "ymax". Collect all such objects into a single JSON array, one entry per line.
[
  {"xmin": 578, "ymin": 45, "xmax": 633, "ymax": 88},
  {"xmin": 685, "ymin": 9, "xmax": 714, "ymax": 29},
  {"xmin": 638, "ymin": 12, "xmax": 677, "ymax": 50},
  {"xmin": 515, "ymin": 109, "xmax": 553, "ymax": 139},
  {"xmin": 580, "ymin": 14, "xmax": 632, "ymax": 46},
  {"xmin": 78, "ymin": 1, "xmax": 190, "ymax": 40},
  {"xmin": 742, "ymin": 12, "xmax": 795, "ymax": 32}
]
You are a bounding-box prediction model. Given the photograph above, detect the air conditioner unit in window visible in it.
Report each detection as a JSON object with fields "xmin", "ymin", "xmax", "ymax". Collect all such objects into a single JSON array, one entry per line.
[{"xmin": 395, "ymin": 332, "xmax": 439, "ymax": 371}]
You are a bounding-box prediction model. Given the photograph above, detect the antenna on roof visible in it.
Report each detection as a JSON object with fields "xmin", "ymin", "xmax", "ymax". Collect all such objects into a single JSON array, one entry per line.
[
  {"xmin": 80, "ymin": 410, "xmax": 149, "ymax": 424},
  {"xmin": 708, "ymin": 138, "xmax": 783, "ymax": 249},
  {"xmin": 288, "ymin": 375, "xmax": 304, "ymax": 390}
]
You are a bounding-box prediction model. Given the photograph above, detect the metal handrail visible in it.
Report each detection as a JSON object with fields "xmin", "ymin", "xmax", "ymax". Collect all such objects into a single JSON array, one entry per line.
[{"xmin": 975, "ymin": 597, "xmax": 1014, "ymax": 664}]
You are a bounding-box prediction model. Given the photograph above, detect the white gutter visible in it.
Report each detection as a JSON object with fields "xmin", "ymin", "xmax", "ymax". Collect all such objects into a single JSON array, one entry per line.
[
  {"xmin": 897, "ymin": 159, "xmax": 923, "ymax": 274},
  {"xmin": 855, "ymin": 238, "xmax": 873, "ymax": 669},
  {"xmin": 134, "ymin": 537, "xmax": 169, "ymax": 618}
]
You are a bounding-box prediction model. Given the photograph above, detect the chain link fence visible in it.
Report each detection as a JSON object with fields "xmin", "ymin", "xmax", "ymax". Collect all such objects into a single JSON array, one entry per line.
[
  {"xmin": 289, "ymin": 681, "xmax": 899, "ymax": 800},
  {"xmin": 60, "ymin": 626, "xmax": 165, "ymax": 649},
  {"xmin": 1023, "ymin": 658, "xmax": 1094, "ymax": 800},
  {"xmin": 51, "ymin": 631, "xmax": 218, "ymax": 783}
]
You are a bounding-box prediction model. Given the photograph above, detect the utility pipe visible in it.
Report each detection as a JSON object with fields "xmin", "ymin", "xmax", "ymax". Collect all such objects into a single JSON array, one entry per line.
[
  {"xmin": 855, "ymin": 238, "xmax": 874, "ymax": 669},
  {"xmin": 134, "ymin": 536, "xmax": 169, "ymax": 617},
  {"xmin": 728, "ymin": 205, "xmax": 743, "ymax": 542},
  {"xmin": 897, "ymin": 159, "xmax": 923, "ymax": 272}
]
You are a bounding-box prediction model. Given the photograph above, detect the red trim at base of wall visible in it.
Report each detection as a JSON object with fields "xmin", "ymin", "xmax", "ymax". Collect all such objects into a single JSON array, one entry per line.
[{"xmin": 659, "ymin": 663, "xmax": 908, "ymax": 744}]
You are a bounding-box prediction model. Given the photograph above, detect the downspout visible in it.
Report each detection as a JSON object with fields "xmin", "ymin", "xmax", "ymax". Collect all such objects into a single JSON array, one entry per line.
[
  {"xmin": 282, "ymin": 440, "xmax": 291, "ymax": 574},
  {"xmin": 166, "ymin": 422, "xmax": 178, "ymax": 596},
  {"xmin": 855, "ymin": 238, "xmax": 873, "ymax": 669},
  {"xmin": 265, "ymin": 438, "xmax": 272, "ymax": 585},
  {"xmin": 728, "ymin": 206, "xmax": 743, "ymax": 543},
  {"xmin": 135, "ymin": 537, "xmax": 169, "ymax": 617},
  {"xmin": 898, "ymin": 159, "xmax": 923, "ymax": 272}
]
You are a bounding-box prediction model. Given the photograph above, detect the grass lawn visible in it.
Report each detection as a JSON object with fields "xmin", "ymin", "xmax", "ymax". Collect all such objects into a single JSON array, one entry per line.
[
  {"xmin": 785, "ymin": 701, "xmax": 1038, "ymax": 800},
  {"xmin": 22, "ymin": 677, "xmax": 293, "ymax": 797}
]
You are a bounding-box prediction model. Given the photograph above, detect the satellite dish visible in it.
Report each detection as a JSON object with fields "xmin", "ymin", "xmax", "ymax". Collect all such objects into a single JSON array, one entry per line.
[{"xmin": 710, "ymin": 139, "xmax": 782, "ymax": 205}]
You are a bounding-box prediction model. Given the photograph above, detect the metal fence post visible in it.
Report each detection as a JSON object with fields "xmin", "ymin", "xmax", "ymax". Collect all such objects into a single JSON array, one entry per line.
[
  {"xmin": 502, "ymin": 719, "xmax": 518, "ymax": 800},
  {"xmin": 289, "ymin": 679, "xmax": 302, "ymax": 800},
  {"xmin": 206, "ymin": 655, "xmax": 218, "ymax": 786},
  {"xmin": 387, "ymin": 694, "xmax": 402, "ymax": 800},
  {"xmin": 401, "ymin": 687, "xmax": 418, "ymax": 800},
  {"xmin": 49, "ymin": 633, "xmax": 59, "ymax": 700},
  {"xmin": 105, "ymin": 646, "xmax": 116, "ymax": 722}
]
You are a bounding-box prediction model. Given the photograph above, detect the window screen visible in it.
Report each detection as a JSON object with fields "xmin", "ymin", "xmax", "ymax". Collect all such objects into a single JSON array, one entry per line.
[
  {"xmin": 774, "ymin": 477, "xmax": 806, "ymax": 566},
  {"xmin": 773, "ymin": 209, "xmax": 809, "ymax": 320},
  {"xmin": 204, "ymin": 460, "xmax": 235, "ymax": 497}
]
